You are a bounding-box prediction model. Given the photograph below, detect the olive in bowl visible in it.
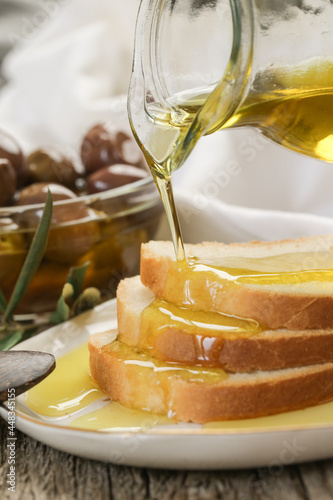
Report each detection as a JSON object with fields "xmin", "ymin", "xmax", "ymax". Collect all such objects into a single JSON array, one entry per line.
[
  {"xmin": 27, "ymin": 147, "xmax": 81, "ymax": 190},
  {"xmin": 87, "ymin": 164, "xmax": 148, "ymax": 194},
  {"xmin": 15, "ymin": 182, "xmax": 101, "ymax": 264},
  {"xmin": 0, "ymin": 159, "xmax": 17, "ymax": 206},
  {"xmin": 0, "ymin": 129, "xmax": 28, "ymax": 186},
  {"xmin": 81, "ymin": 123, "xmax": 145, "ymax": 174}
]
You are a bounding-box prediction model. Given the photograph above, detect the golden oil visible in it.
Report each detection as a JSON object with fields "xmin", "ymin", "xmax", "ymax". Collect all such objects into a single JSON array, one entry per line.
[{"xmin": 139, "ymin": 60, "xmax": 333, "ymax": 259}]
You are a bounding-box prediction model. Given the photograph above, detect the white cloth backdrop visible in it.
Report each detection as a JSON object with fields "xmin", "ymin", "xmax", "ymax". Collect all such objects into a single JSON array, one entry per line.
[{"xmin": 1, "ymin": 0, "xmax": 333, "ymax": 244}]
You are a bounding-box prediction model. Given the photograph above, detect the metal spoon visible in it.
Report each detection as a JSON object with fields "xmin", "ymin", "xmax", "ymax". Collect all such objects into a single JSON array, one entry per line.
[{"xmin": 0, "ymin": 351, "xmax": 56, "ymax": 402}]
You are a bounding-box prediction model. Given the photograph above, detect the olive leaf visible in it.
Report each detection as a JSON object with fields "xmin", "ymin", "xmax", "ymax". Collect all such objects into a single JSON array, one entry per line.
[
  {"xmin": 49, "ymin": 262, "xmax": 91, "ymax": 325},
  {"xmin": 49, "ymin": 282, "xmax": 74, "ymax": 325},
  {"xmin": 0, "ymin": 290, "xmax": 7, "ymax": 314},
  {"xmin": 3, "ymin": 190, "xmax": 53, "ymax": 324},
  {"xmin": 67, "ymin": 261, "xmax": 90, "ymax": 301},
  {"xmin": 0, "ymin": 330, "xmax": 23, "ymax": 351}
]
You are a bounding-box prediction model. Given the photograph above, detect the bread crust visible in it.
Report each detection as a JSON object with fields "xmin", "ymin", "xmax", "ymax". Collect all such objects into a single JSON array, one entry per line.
[
  {"xmin": 140, "ymin": 238, "xmax": 333, "ymax": 330},
  {"xmin": 89, "ymin": 333, "xmax": 333, "ymax": 423},
  {"xmin": 151, "ymin": 328, "xmax": 333, "ymax": 372},
  {"xmin": 117, "ymin": 276, "xmax": 333, "ymax": 372}
]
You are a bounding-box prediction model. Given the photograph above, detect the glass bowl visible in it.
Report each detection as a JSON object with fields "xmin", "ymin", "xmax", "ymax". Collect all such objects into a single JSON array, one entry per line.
[{"xmin": 0, "ymin": 176, "xmax": 163, "ymax": 315}]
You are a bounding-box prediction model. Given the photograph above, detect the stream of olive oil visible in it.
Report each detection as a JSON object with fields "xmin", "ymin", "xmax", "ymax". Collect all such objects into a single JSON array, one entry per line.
[
  {"xmin": 137, "ymin": 60, "xmax": 333, "ymax": 262},
  {"xmin": 25, "ymin": 343, "xmax": 333, "ymax": 430}
]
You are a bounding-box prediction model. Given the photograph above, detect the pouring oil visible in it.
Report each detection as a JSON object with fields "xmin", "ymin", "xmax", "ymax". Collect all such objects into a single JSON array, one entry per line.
[
  {"xmin": 167, "ymin": 60, "xmax": 333, "ymax": 162},
  {"xmin": 132, "ymin": 59, "xmax": 333, "ymax": 261}
]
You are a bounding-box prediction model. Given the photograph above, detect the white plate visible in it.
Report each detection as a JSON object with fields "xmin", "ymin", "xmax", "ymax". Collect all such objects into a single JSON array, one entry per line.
[{"xmin": 1, "ymin": 298, "xmax": 333, "ymax": 470}]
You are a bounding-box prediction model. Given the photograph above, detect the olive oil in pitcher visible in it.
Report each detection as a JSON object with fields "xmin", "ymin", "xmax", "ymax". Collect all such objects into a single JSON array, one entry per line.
[{"xmin": 128, "ymin": 0, "xmax": 333, "ymax": 259}]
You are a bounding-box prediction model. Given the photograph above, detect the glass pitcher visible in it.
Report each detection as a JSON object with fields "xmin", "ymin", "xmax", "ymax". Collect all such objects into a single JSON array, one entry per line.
[
  {"xmin": 128, "ymin": 0, "xmax": 333, "ymax": 258},
  {"xmin": 129, "ymin": 0, "xmax": 333, "ymax": 170}
]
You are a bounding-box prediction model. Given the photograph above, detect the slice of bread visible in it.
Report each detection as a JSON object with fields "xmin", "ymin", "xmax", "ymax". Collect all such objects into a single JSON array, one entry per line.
[
  {"xmin": 88, "ymin": 331, "xmax": 333, "ymax": 423},
  {"xmin": 117, "ymin": 276, "xmax": 333, "ymax": 372},
  {"xmin": 140, "ymin": 237, "xmax": 333, "ymax": 330}
]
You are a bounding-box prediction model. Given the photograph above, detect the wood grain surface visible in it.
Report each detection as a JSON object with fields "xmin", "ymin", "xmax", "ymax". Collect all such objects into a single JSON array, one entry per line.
[{"xmin": 0, "ymin": 417, "xmax": 333, "ymax": 500}]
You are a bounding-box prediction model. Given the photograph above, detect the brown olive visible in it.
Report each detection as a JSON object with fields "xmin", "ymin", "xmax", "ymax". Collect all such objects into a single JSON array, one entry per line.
[
  {"xmin": 14, "ymin": 181, "xmax": 101, "ymax": 264},
  {"xmin": 0, "ymin": 129, "xmax": 28, "ymax": 186},
  {"xmin": 0, "ymin": 159, "xmax": 17, "ymax": 206},
  {"xmin": 15, "ymin": 182, "xmax": 84, "ymax": 232},
  {"xmin": 86, "ymin": 164, "xmax": 148, "ymax": 194},
  {"xmin": 15, "ymin": 182, "xmax": 76, "ymax": 206},
  {"xmin": 44, "ymin": 208, "xmax": 101, "ymax": 265},
  {"xmin": 27, "ymin": 147, "xmax": 81, "ymax": 189},
  {"xmin": 112, "ymin": 132, "xmax": 145, "ymax": 168},
  {"xmin": 0, "ymin": 217, "xmax": 22, "ymax": 233},
  {"xmin": 80, "ymin": 123, "xmax": 145, "ymax": 174}
]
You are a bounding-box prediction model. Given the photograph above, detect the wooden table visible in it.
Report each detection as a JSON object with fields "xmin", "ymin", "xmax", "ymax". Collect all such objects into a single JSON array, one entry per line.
[{"xmin": 1, "ymin": 417, "xmax": 332, "ymax": 500}]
